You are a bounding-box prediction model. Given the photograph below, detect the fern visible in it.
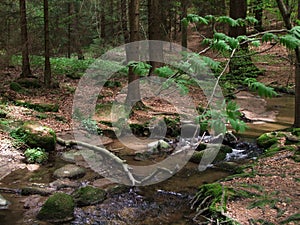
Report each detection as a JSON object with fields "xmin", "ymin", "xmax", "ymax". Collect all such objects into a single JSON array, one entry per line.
[
  {"xmin": 154, "ymin": 66, "xmax": 175, "ymax": 78},
  {"xmin": 262, "ymin": 32, "xmax": 279, "ymax": 43},
  {"xmin": 280, "ymin": 35, "xmax": 300, "ymax": 49},
  {"xmin": 244, "ymin": 78, "xmax": 277, "ymax": 98},
  {"xmin": 186, "ymin": 14, "xmax": 209, "ymax": 25},
  {"xmin": 245, "ymin": 16, "xmax": 258, "ymax": 25},
  {"xmin": 217, "ymin": 16, "xmax": 239, "ymax": 27}
]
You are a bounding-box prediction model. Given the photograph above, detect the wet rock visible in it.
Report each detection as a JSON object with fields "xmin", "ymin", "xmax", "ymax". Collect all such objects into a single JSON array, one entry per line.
[
  {"xmin": 92, "ymin": 178, "xmax": 116, "ymax": 189},
  {"xmin": 53, "ymin": 164, "xmax": 86, "ymax": 179},
  {"xmin": 0, "ymin": 194, "xmax": 9, "ymax": 209},
  {"xmin": 147, "ymin": 140, "xmax": 171, "ymax": 153},
  {"xmin": 21, "ymin": 187, "xmax": 53, "ymax": 196},
  {"xmin": 190, "ymin": 144, "xmax": 233, "ymax": 164},
  {"xmin": 49, "ymin": 179, "xmax": 80, "ymax": 190},
  {"xmin": 61, "ymin": 150, "xmax": 85, "ymax": 163},
  {"xmin": 14, "ymin": 121, "xmax": 56, "ymax": 151},
  {"xmin": 37, "ymin": 193, "xmax": 75, "ymax": 222},
  {"xmin": 72, "ymin": 186, "xmax": 106, "ymax": 206}
]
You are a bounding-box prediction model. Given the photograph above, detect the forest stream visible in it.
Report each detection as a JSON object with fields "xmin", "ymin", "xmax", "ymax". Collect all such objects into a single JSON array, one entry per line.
[{"xmin": 0, "ymin": 93, "xmax": 295, "ymax": 225}]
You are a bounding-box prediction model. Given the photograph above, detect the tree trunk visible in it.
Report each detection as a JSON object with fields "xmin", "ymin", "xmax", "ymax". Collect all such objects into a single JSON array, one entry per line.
[
  {"xmin": 125, "ymin": 0, "xmax": 141, "ymax": 107},
  {"xmin": 181, "ymin": 0, "xmax": 189, "ymax": 49},
  {"xmin": 67, "ymin": 2, "xmax": 71, "ymax": 58},
  {"xmin": 148, "ymin": 0, "xmax": 164, "ymax": 75},
  {"xmin": 19, "ymin": 0, "xmax": 31, "ymax": 77},
  {"xmin": 100, "ymin": 1, "xmax": 106, "ymax": 40},
  {"xmin": 254, "ymin": 0, "xmax": 264, "ymax": 32},
  {"xmin": 121, "ymin": 0, "xmax": 129, "ymax": 44},
  {"xmin": 229, "ymin": 0, "xmax": 247, "ymax": 38},
  {"xmin": 276, "ymin": 0, "xmax": 300, "ymax": 127},
  {"xmin": 44, "ymin": 0, "xmax": 51, "ymax": 88},
  {"xmin": 70, "ymin": 2, "xmax": 84, "ymax": 60}
]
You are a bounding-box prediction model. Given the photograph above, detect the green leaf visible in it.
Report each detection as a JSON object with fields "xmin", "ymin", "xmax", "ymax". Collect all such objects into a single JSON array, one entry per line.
[
  {"xmin": 217, "ymin": 16, "xmax": 238, "ymax": 27},
  {"xmin": 244, "ymin": 78, "xmax": 277, "ymax": 98},
  {"xmin": 186, "ymin": 14, "xmax": 209, "ymax": 25},
  {"xmin": 280, "ymin": 35, "xmax": 300, "ymax": 49},
  {"xmin": 154, "ymin": 66, "xmax": 175, "ymax": 78},
  {"xmin": 214, "ymin": 32, "xmax": 227, "ymax": 40},
  {"xmin": 290, "ymin": 26, "xmax": 300, "ymax": 39},
  {"xmin": 245, "ymin": 16, "xmax": 258, "ymax": 25},
  {"xmin": 201, "ymin": 56, "xmax": 220, "ymax": 71},
  {"xmin": 262, "ymin": 33, "xmax": 278, "ymax": 43},
  {"xmin": 181, "ymin": 18, "xmax": 188, "ymax": 28},
  {"xmin": 251, "ymin": 40, "xmax": 261, "ymax": 47}
]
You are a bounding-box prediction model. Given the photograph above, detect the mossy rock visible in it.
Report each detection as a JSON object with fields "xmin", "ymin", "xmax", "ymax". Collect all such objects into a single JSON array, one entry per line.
[
  {"xmin": 10, "ymin": 82, "xmax": 24, "ymax": 93},
  {"xmin": 14, "ymin": 121, "xmax": 56, "ymax": 151},
  {"xmin": 17, "ymin": 77, "xmax": 41, "ymax": 88},
  {"xmin": 66, "ymin": 72, "xmax": 83, "ymax": 80},
  {"xmin": 256, "ymin": 133, "xmax": 278, "ymax": 149},
  {"xmin": 15, "ymin": 100, "xmax": 59, "ymax": 112},
  {"xmin": 72, "ymin": 186, "xmax": 106, "ymax": 206},
  {"xmin": 190, "ymin": 144, "xmax": 232, "ymax": 164},
  {"xmin": 37, "ymin": 193, "xmax": 75, "ymax": 223}
]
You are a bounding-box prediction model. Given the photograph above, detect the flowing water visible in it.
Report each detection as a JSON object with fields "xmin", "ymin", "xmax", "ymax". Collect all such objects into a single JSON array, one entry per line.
[{"xmin": 0, "ymin": 94, "xmax": 295, "ymax": 225}]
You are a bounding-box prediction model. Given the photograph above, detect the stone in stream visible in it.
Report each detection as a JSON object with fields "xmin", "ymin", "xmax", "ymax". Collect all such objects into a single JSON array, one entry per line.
[
  {"xmin": 37, "ymin": 193, "xmax": 75, "ymax": 223},
  {"xmin": 190, "ymin": 144, "xmax": 233, "ymax": 164},
  {"xmin": 0, "ymin": 194, "xmax": 10, "ymax": 209},
  {"xmin": 72, "ymin": 186, "xmax": 107, "ymax": 206},
  {"xmin": 53, "ymin": 164, "xmax": 86, "ymax": 179}
]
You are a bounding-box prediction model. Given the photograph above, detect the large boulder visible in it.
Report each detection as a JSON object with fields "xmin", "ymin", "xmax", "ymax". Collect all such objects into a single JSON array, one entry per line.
[
  {"xmin": 72, "ymin": 186, "xmax": 107, "ymax": 206},
  {"xmin": 37, "ymin": 193, "xmax": 75, "ymax": 223},
  {"xmin": 14, "ymin": 121, "xmax": 56, "ymax": 152}
]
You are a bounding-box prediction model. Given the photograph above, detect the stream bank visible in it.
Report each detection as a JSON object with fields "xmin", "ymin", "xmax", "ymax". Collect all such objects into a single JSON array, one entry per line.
[{"xmin": 0, "ymin": 93, "xmax": 296, "ymax": 224}]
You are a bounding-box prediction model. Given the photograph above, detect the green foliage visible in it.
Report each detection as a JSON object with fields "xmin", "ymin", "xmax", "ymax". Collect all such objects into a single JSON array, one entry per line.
[
  {"xmin": 24, "ymin": 147, "xmax": 48, "ymax": 164},
  {"xmin": 11, "ymin": 55, "xmax": 95, "ymax": 76},
  {"xmin": 128, "ymin": 61, "xmax": 151, "ymax": 76},
  {"xmin": 280, "ymin": 35, "xmax": 300, "ymax": 49},
  {"xmin": 197, "ymin": 100, "xmax": 247, "ymax": 134},
  {"xmin": 262, "ymin": 32, "xmax": 279, "ymax": 43},
  {"xmin": 80, "ymin": 118, "xmax": 102, "ymax": 135},
  {"xmin": 244, "ymin": 78, "xmax": 277, "ymax": 98}
]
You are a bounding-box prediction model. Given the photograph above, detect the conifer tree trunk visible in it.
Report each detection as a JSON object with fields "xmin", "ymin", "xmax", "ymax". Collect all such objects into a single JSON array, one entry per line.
[
  {"xmin": 44, "ymin": 0, "xmax": 51, "ymax": 87},
  {"xmin": 19, "ymin": 0, "xmax": 31, "ymax": 77},
  {"xmin": 125, "ymin": 0, "xmax": 142, "ymax": 107},
  {"xmin": 148, "ymin": 0, "xmax": 164, "ymax": 75}
]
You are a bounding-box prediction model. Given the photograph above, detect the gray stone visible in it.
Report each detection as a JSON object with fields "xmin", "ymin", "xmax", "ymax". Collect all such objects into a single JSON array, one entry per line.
[
  {"xmin": 53, "ymin": 164, "xmax": 86, "ymax": 179},
  {"xmin": 0, "ymin": 194, "xmax": 9, "ymax": 209}
]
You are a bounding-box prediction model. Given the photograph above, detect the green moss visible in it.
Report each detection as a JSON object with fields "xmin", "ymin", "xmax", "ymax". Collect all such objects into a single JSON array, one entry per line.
[
  {"xmin": 37, "ymin": 193, "xmax": 74, "ymax": 222},
  {"xmin": 17, "ymin": 78, "xmax": 41, "ymax": 88},
  {"xmin": 257, "ymin": 133, "xmax": 278, "ymax": 149},
  {"xmin": 15, "ymin": 100, "xmax": 59, "ymax": 112},
  {"xmin": 10, "ymin": 82, "xmax": 24, "ymax": 93},
  {"xmin": 72, "ymin": 186, "xmax": 106, "ymax": 206},
  {"xmin": 12, "ymin": 121, "xmax": 56, "ymax": 151}
]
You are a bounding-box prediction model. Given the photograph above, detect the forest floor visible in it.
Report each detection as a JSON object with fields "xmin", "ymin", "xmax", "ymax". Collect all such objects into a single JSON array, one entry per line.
[{"xmin": 0, "ymin": 39, "xmax": 299, "ymax": 224}]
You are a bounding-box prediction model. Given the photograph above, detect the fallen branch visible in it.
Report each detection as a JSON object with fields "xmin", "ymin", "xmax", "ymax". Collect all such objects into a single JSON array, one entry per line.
[{"xmin": 57, "ymin": 137, "xmax": 177, "ymax": 186}]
